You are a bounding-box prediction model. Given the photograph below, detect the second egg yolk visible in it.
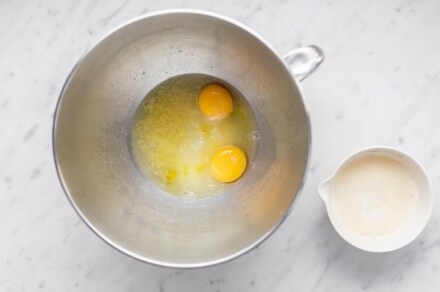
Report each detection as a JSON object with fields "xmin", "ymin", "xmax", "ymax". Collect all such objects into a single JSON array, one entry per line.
[
  {"xmin": 210, "ymin": 145, "xmax": 247, "ymax": 183},
  {"xmin": 198, "ymin": 84, "xmax": 233, "ymax": 121}
]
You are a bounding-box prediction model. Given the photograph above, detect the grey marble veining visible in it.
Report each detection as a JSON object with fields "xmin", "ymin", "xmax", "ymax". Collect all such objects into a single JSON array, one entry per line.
[{"xmin": 1, "ymin": 0, "xmax": 440, "ymax": 291}]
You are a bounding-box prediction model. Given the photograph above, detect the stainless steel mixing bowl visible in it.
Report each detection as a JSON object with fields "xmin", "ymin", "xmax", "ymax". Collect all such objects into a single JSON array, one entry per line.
[{"xmin": 53, "ymin": 9, "xmax": 323, "ymax": 267}]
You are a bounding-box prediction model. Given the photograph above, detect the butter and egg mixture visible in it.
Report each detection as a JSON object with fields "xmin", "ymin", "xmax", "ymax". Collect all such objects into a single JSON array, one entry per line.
[{"xmin": 131, "ymin": 74, "xmax": 257, "ymax": 198}]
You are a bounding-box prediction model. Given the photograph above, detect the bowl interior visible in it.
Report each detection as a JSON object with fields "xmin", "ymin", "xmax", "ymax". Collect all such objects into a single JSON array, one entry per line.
[{"xmin": 54, "ymin": 11, "xmax": 310, "ymax": 266}]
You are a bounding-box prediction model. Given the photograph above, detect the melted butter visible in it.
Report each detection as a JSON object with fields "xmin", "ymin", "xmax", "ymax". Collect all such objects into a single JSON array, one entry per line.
[{"xmin": 131, "ymin": 74, "xmax": 256, "ymax": 198}]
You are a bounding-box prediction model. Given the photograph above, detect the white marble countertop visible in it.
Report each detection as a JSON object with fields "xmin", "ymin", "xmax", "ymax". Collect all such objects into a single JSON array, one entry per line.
[{"xmin": 2, "ymin": 0, "xmax": 440, "ymax": 291}]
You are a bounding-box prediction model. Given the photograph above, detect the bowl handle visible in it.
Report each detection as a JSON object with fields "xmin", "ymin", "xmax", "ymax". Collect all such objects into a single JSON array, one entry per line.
[{"xmin": 283, "ymin": 45, "xmax": 324, "ymax": 82}]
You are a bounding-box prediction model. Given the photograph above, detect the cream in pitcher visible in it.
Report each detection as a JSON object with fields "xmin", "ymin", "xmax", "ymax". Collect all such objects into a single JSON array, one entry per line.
[
  {"xmin": 319, "ymin": 147, "xmax": 432, "ymax": 253},
  {"xmin": 330, "ymin": 154, "xmax": 418, "ymax": 238}
]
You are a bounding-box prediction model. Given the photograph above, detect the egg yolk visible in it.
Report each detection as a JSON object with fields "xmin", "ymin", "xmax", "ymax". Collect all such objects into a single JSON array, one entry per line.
[
  {"xmin": 198, "ymin": 84, "xmax": 233, "ymax": 121},
  {"xmin": 210, "ymin": 145, "xmax": 247, "ymax": 183}
]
